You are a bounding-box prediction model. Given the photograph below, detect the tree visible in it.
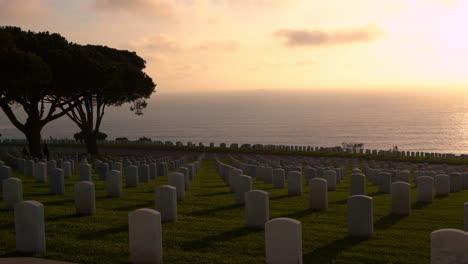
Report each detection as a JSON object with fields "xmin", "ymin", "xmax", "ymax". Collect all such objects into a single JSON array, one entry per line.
[
  {"xmin": 341, "ymin": 142, "xmax": 364, "ymax": 153},
  {"xmin": 61, "ymin": 45, "xmax": 156, "ymax": 154},
  {"xmin": 0, "ymin": 26, "xmax": 82, "ymax": 157},
  {"xmin": 74, "ymin": 131, "xmax": 107, "ymax": 143}
]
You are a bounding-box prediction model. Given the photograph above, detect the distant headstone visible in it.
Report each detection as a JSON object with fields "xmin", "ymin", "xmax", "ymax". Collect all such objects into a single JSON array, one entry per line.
[
  {"xmin": 106, "ymin": 170, "xmax": 122, "ymax": 197},
  {"xmin": 2, "ymin": 177, "xmax": 22, "ymax": 210},
  {"xmin": 435, "ymin": 174, "xmax": 450, "ymax": 197},
  {"xmin": 245, "ymin": 190, "xmax": 269, "ymax": 229},
  {"xmin": 417, "ymin": 176, "xmax": 434, "ymax": 203},
  {"xmin": 309, "ymin": 178, "xmax": 328, "ymax": 210},
  {"xmin": 391, "ymin": 182, "xmax": 411, "ymax": 216},
  {"xmin": 50, "ymin": 168, "xmax": 65, "ymax": 195},
  {"xmin": 155, "ymin": 185, "xmax": 177, "ymax": 222},
  {"xmin": 273, "ymin": 168, "xmax": 285, "ymax": 189},
  {"xmin": 79, "ymin": 163, "xmax": 92, "ymax": 182},
  {"xmin": 287, "ymin": 171, "xmax": 302, "ymax": 196},
  {"xmin": 75, "ymin": 181, "xmax": 96, "ymax": 216},
  {"xmin": 126, "ymin": 165, "xmax": 139, "ymax": 188},
  {"xmin": 235, "ymin": 175, "xmax": 252, "ymax": 204},
  {"xmin": 168, "ymin": 172, "xmax": 185, "ymax": 201},
  {"xmin": 350, "ymin": 173, "xmax": 366, "ymax": 196},
  {"xmin": 35, "ymin": 162, "xmax": 47, "ymax": 183}
]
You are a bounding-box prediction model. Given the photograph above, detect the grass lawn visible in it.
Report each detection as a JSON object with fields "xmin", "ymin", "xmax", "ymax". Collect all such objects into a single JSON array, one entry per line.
[{"xmin": 0, "ymin": 159, "xmax": 467, "ymax": 263}]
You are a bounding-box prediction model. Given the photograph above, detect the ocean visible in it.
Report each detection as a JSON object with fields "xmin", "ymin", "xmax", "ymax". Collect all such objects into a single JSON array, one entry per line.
[{"xmin": 1, "ymin": 91, "xmax": 467, "ymax": 154}]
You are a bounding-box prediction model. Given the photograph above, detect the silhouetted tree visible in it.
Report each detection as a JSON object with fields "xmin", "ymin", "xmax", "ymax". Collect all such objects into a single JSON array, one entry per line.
[
  {"xmin": 60, "ymin": 45, "xmax": 156, "ymax": 155},
  {"xmin": 0, "ymin": 26, "xmax": 82, "ymax": 157}
]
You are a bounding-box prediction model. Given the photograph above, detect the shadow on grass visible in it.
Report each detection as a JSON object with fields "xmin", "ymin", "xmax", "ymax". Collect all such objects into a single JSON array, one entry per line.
[
  {"xmin": 0, "ymin": 251, "xmax": 36, "ymax": 258},
  {"xmin": 78, "ymin": 224, "xmax": 128, "ymax": 240},
  {"xmin": 283, "ymin": 208, "xmax": 319, "ymax": 219},
  {"xmin": 202, "ymin": 184, "xmax": 228, "ymax": 189},
  {"xmin": 411, "ymin": 201, "xmax": 432, "ymax": 210},
  {"xmin": 46, "ymin": 214, "xmax": 81, "ymax": 222},
  {"xmin": 368, "ymin": 192, "xmax": 388, "ymax": 196},
  {"xmin": 44, "ymin": 199, "xmax": 74, "ymax": 206},
  {"xmin": 186, "ymin": 204, "xmax": 243, "ymax": 217},
  {"xmin": 269, "ymin": 194, "xmax": 291, "ymax": 201},
  {"xmin": 331, "ymin": 198, "xmax": 348, "ymax": 205},
  {"xmin": 304, "ymin": 236, "xmax": 367, "ymax": 263},
  {"xmin": 201, "ymin": 191, "xmax": 232, "ymax": 197},
  {"xmin": 112, "ymin": 201, "xmax": 154, "ymax": 211},
  {"xmin": 374, "ymin": 214, "xmax": 406, "ymax": 230},
  {"xmin": 181, "ymin": 226, "xmax": 262, "ymax": 251}
]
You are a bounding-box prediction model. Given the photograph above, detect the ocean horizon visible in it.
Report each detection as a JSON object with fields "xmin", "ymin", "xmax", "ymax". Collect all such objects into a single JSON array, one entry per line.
[{"xmin": 1, "ymin": 91, "xmax": 467, "ymax": 154}]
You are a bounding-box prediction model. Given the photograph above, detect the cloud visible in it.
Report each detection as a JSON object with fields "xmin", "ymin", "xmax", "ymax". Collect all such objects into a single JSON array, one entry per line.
[
  {"xmin": 224, "ymin": 0, "xmax": 298, "ymax": 8},
  {"xmin": 127, "ymin": 34, "xmax": 181, "ymax": 53},
  {"xmin": 194, "ymin": 40, "xmax": 238, "ymax": 52},
  {"xmin": 0, "ymin": 0, "xmax": 56, "ymax": 24},
  {"xmin": 275, "ymin": 25, "xmax": 382, "ymax": 47},
  {"xmin": 93, "ymin": 0, "xmax": 178, "ymax": 19}
]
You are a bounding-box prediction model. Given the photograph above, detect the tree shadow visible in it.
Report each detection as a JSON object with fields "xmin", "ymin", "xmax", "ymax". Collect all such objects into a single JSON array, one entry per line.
[
  {"xmin": 331, "ymin": 198, "xmax": 348, "ymax": 205},
  {"xmin": 374, "ymin": 214, "xmax": 406, "ymax": 230},
  {"xmin": 411, "ymin": 201, "xmax": 432, "ymax": 210},
  {"xmin": 186, "ymin": 204, "xmax": 243, "ymax": 217},
  {"xmin": 46, "ymin": 214, "xmax": 81, "ymax": 222},
  {"xmin": 112, "ymin": 201, "xmax": 154, "ymax": 211},
  {"xmin": 78, "ymin": 224, "xmax": 128, "ymax": 240},
  {"xmin": 304, "ymin": 236, "xmax": 367, "ymax": 263},
  {"xmin": 368, "ymin": 191, "xmax": 387, "ymax": 196},
  {"xmin": 44, "ymin": 199, "xmax": 74, "ymax": 206},
  {"xmin": 201, "ymin": 191, "xmax": 233, "ymax": 197},
  {"xmin": 181, "ymin": 226, "xmax": 262, "ymax": 251},
  {"xmin": 282, "ymin": 208, "xmax": 318, "ymax": 219},
  {"xmin": 0, "ymin": 251, "xmax": 36, "ymax": 258},
  {"xmin": 269, "ymin": 194, "xmax": 291, "ymax": 201}
]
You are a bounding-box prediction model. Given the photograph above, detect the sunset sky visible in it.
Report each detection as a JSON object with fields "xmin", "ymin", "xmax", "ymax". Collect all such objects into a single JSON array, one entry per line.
[{"xmin": 1, "ymin": 0, "xmax": 468, "ymax": 95}]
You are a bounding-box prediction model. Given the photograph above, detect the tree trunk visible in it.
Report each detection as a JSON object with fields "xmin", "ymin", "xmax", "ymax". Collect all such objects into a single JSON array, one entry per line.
[
  {"xmin": 85, "ymin": 132, "xmax": 99, "ymax": 155},
  {"xmin": 24, "ymin": 124, "xmax": 43, "ymax": 158}
]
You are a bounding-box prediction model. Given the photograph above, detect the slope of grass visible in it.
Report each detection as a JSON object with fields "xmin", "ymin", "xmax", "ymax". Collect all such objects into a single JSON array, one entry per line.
[{"xmin": 0, "ymin": 160, "xmax": 467, "ymax": 263}]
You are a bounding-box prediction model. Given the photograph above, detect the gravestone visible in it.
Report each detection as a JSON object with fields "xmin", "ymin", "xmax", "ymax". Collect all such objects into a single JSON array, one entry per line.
[
  {"xmin": 435, "ymin": 174, "xmax": 450, "ymax": 196},
  {"xmin": 106, "ymin": 170, "xmax": 122, "ymax": 197},
  {"xmin": 309, "ymin": 178, "xmax": 328, "ymax": 210},
  {"xmin": 35, "ymin": 162, "xmax": 47, "ymax": 183},
  {"xmin": 63, "ymin": 162, "xmax": 72, "ymax": 179},
  {"xmin": 378, "ymin": 172, "xmax": 392, "ymax": 193},
  {"xmin": 461, "ymin": 172, "xmax": 468, "ymax": 190},
  {"xmin": 235, "ymin": 175, "xmax": 252, "ymax": 204},
  {"xmin": 287, "ymin": 171, "xmax": 302, "ymax": 196},
  {"xmin": 0, "ymin": 165, "xmax": 12, "ymax": 189},
  {"xmin": 128, "ymin": 209, "xmax": 163, "ymax": 264},
  {"xmin": 15, "ymin": 201, "xmax": 45, "ymax": 253},
  {"xmin": 245, "ymin": 190, "xmax": 269, "ymax": 229},
  {"xmin": 112, "ymin": 162, "xmax": 122, "ymax": 172},
  {"xmin": 228, "ymin": 168, "xmax": 243, "ymax": 192},
  {"xmin": 350, "ymin": 173, "xmax": 366, "ymax": 196},
  {"xmin": 465, "ymin": 202, "xmax": 468, "ymax": 232},
  {"xmin": 139, "ymin": 164, "xmax": 150, "ymax": 183},
  {"xmin": 324, "ymin": 170, "xmax": 337, "ymax": 191},
  {"xmin": 3, "ymin": 177, "xmax": 22, "ymax": 210},
  {"xmin": 391, "ymin": 182, "xmax": 411, "ymax": 216},
  {"xmin": 449, "ymin": 173, "xmax": 462, "ymax": 193},
  {"xmin": 155, "ymin": 185, "xmax": 177, "ymax": 222},
  {"xmin": 431, "ymin": 228, "xmax": 468, "ymax": 264},
  {"xmin": 126, "ymin": 165, "xmax": 139, "ymax": 188},
  {"xmin": 149, "ymin": 163, "xmax": 157, "ymax": 179},
  {"xmin": 417, "ymin": 176, "xmax": 434, "ymax": 203},
  {"xmin": 26, "ymin": 160, "xmax": 35, "ymax": 178},
  {"xmin": 98, "ymin": 163, "xmax": 109, "ymax": 180},
  {"xmin": 273, "ymin": 168, "xmax": 285, "ymax": 188},
  {"xmin": 176, "ymin": 167, "xmax": 189, "ymax": 190},
  {"xmin": 348, "ymin": 195, "xmax": 373, "ymax": 238},
  {"xmin": 168, "ymin": 172, "xmax": 185, "ymax": 201},
  {"xmin": 265, "ymin": 218, "xmax": 302, "ymax": 264},
  {"xmin": 47, "ymin": 160, "xmax": 56, "ymax": 177},
  {"xmin": 263, "ymin": 167, "xmax": 273, "ymax": 184},
  {"xmin": 75, "ymin": 181, "xmax": 96, "ymax": 216},
  {"xmin": 50, "ymin": 168, "xmax": 65, "ymax": 195},
  {"xmin": 79, "ymin": 163, "xmax": 92, "ymax": 182}
]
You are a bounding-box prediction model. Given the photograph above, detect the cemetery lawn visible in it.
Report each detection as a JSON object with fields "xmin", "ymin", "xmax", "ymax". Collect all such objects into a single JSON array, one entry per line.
[{"xmin": 1, "ymin": 160, "xmax": 467, "ymax": 264}]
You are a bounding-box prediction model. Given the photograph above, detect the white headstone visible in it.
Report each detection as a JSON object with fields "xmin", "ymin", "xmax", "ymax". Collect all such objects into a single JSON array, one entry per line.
[
  {"xmin": 378, "ymin": 172, "xmax": 391, "ymax": 193},
  {"xmin": 273, "ymin": 168, "xmax": 285, "ymax": 189},
  {"xmin": 2, "ymin": 177, "xmax": 22, "ymax": 210},
  {"xmin": 391, "ymin": 182, "xmax": 411, "ymax": 216},
  {"xmin": 348, "ymin": 195, "xmax": 373, "ymax": 238},
  {"xmin": 15, "ymin": 200, "xmax": 45, "ymax": 253},
  {"xmin": 139, "ymin": 164, "xmax": 150, "ymax": 183},
  {"xmin": 63, "ymin": 161, "xmax": 72, "ymax": 179},
  {"xmin": 126, "ymin": 165, "xmax": 139, "ymax": 188},
  {"xmin": 350, "ymin": 173, "xmax": 366, "ymax": 196},
  {"xmin": 324, "ymin": 170, "xmax": 337, "ymax": 191},
  {"xmin": 436, "ymin": 174, "xmax": 450, "ymax": 197},
  {"xmin": 75, "ymin": 181, "xmax": 96, "ymax": 216},
  {"xmin": 0, "ymin": 165, "xmax": 12, "ymax": 188},
  {"xmin": 79, "ymin": 163, "xmax": 92, "ymax": 182},
  {"xmin": 155, "ymin": 185, "xmax": 177, "ymax": 222},
  {"xmin": 168, "ymin": 172, "xmax": 185, "ymax": 201},
  {"xmin": 265, "ymin": 218, "xmax": 302, "ymax": 264},
  {"xmin": 50, "ymin": 168, "xmax": 65, "ymax": 195},
  {"xmin": 309, "ymin": 178, "xmax": 328, "ymax": 210},
  {"xmin": 245, "ymin": 190, "xmax": 269, "ymax": 229},
  {"xmin": 287, "ymin": 171, "xmax": 302, "ymax": 196},
  {"xmin": 417, "ymin": 176, "xmax": 434, "ymax": 203},
  {"xmin": 106, "ymin": 170, "xmax": 122, "ymax": 197},
  {"xmin": 235, "ymin": 175, "xmax": 252, "ymax": 204},
  {"xmin": 431, "ymin": 228, "xmax": 468, "ymax": 264},
  {"xmin": 128, "ymin": 208, "xmax": 163, "ymax": 264}
]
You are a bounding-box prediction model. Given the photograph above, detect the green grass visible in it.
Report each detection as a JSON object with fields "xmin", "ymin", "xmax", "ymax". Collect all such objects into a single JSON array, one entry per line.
[{"xmin": 0, "ymin": 160, "xmax": 467, "ymax": 263}]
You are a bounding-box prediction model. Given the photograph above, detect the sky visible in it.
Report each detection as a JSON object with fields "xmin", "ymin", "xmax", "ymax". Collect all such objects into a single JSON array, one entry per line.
[{"xmin": 1, "ymin": 0, "xmax": 468, "ymax": 96}]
